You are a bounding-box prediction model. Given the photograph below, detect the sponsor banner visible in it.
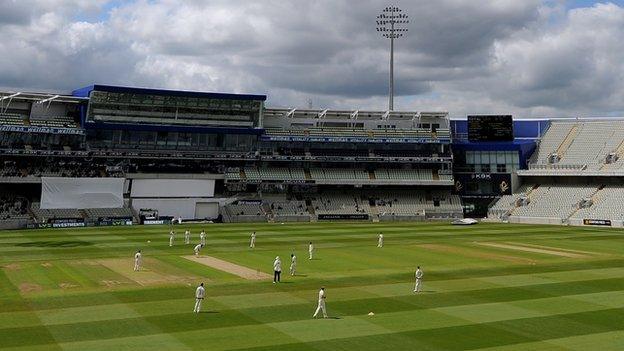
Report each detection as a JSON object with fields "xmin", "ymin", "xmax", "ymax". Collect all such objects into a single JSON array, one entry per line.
[
  {"xmin": 317, "ymin": 214, "xmax": 369, "ymax": 220},
  {"xmin": 583, "ymin": 219, "xmax": 612, "ymax": 226},
  {"xmin": 99, "ymin": 219, "xmax": 133, "ymax": 226},
  {"xmin": 52, "ymin": 221, "xmax": 85, "ymax": 228},
  {"xmin": 28, "ymin": 223, "xmax": 52, "ymax": 229},
  {"xmin": 261, "ymin": 136, "xmax": 447, "ymax": 144},
  {"xmin": 236, "ymin": 200, "xmax": 262, "ymax": 205},
  {"xmin": 142, "ymin": 219, "xmax": 171, "ymax": 225},
  {"xmin": 0, "ymin": 125, "xmax": 85, "ymax": 135}
]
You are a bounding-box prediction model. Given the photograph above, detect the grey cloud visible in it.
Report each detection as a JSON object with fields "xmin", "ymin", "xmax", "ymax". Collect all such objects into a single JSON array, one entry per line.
[{"xmin": 1, "ymin": 1, "xmax": 624, "ymax": 118}]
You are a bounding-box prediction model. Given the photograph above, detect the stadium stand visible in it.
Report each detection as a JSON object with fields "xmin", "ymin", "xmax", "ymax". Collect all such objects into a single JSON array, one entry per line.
[
  {"xmin": 31, "ymin": 202, "xmax": 83, "ymax": 222},
  {"xmin": 0, "ymin": 113, "xmax": 26, "ymax": 126},
  {"xmin": 0, "ymin": 85, "xmax": 457, "ymax": 228},
  {"xmin": 372, "ymin": 190, "xmax": 462, "ymax": 220},
  {"xmin": 311, "ymin": 193, "xmax": 370, "ymax": 215},
  {"xmin": 0, "ymin": 196, "xmax": 30, "ymax": 221},
  {"xmin": 222, "ymin": 201, "xmax": 266, "ymax": 222},
  {"xmin": 526, "ymin": 120, "xmax": 624, "ymax": 173},
  {"xmin": 84, "ymin": 207, "xmax": 135, "ymax": 220},
  {"xmin": 29, "ymin": 116, "xmax": 77, "ymax": 128}
]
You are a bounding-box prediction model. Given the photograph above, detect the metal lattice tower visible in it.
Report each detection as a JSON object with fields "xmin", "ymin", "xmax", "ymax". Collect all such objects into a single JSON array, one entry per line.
[{"xmin": 376, "ymin": 6, "xmax": 408, "ymax": 111}]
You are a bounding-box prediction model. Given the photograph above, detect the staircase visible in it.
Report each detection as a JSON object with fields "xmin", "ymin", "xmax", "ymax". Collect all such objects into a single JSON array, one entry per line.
[
  {"xmin": 369, "ymin": 171, "xmax": 376, "ymax": 180},
  {"xmin": 304, "ymin": 169, "xmax": 312, "ymax": 180},
  {"xmin": 369, "ymin": 203, "xmax": 380, "ymax": 222},
  {"xmin": 432, "ymin": 170, "xmax": 440, "ymax": 181},
  {"xmin": 565, "ymin": 185, "xmax": 604, "ymax": 223},
  {"xmin": 554, "ymin": 125, "xmax": 579, "ymax": 159},
  {"xmin": 306, "ymin": 200, "xmax": 317, "ymax": 222},
  {"xmin": 601, "ymin": 138, "xmax": 624, "ymax": 170},
  {"xmin": 507, "ymin": 184, "xmax": 540, "ymax": 217}
]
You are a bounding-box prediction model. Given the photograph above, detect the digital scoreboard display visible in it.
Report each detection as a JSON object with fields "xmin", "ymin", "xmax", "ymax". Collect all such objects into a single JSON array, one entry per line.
[{"xmin": 467, "ymin": 115, "xmax": 513, "ymax": 141}]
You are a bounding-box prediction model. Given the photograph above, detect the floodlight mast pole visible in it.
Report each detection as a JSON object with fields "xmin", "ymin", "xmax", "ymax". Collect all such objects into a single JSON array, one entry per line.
[{"xmin": 377, "ymin": 6, "xmax": 408, "ymax": 111}]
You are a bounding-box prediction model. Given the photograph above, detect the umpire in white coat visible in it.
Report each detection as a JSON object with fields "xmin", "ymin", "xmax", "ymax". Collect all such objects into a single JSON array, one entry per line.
[{"xmin": 273, "ymin": 256, "xmax": 282, "ymax": 283}]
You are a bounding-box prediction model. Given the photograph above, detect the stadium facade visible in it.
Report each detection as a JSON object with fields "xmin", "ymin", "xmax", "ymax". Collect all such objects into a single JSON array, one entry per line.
[{"xmin": 1, "ymin": 85, "xmax": 621, "ymax": 229}]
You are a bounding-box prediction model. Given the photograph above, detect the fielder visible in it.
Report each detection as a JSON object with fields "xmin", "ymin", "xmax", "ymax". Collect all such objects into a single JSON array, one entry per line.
[
  {"xmin": 194, "ymin": 243, "xmax": 204, "ymax": 256},
  {"xmin": 133, "ymin": 250, "xmax": 142, "ymax": 271},
  {"xmin": 250, "ymin": 231, "xmax": 256, "ymax": 248},
  {"xmin": 169, "ymin": 230, "xmax": 175, "ymax": 247},
  {"xmin": 414, "ymin": 266, "xmax": 423, "ymax": 293},
  {"xmin": 308, "ymin": 242, "xmax": 314, "ymax": 260},
  {"xmin": 273, "ymin": 256, "xmax": 282, "ymax": 283},
  {"xmin": 193, "ymin": 282, "xmax": 205, "ymax": 313},
  {"xmin": 185, "ymin": 230, "xmax": 191, "ymax": 244},
  {"xmin": 377, "ymin": 232, "xmax": 384, "ymax": 248},
  {"xmin": 289, "ymin": 253, "xmax": 297, "ymax": 276},
  {"xmin": 200, "ymin": 230, "xmax": 206, "ymax": 246},
  {"xmin": 313, "ymin": 287, "xmax": 328, "ymax": 318}
]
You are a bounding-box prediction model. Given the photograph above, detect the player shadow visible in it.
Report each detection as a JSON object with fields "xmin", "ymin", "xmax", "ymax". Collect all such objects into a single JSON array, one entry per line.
[
  {"xmin": 274, "ymin": 281, "xmax": 293, "ymax": 284},
  {"xmin": 327, "ymin": 316, "xmax": 341, "ymax": 320},
  {"xmin": 199, "ymin": 311, "xmax": 219, "ymax": 314},
  {"xmin": 292, "ymin": 274, "xmax": 308, "ymax": 277},
  {"xmin": 16, "ymin": 241, "xmax": 92, "ymax": 248}
]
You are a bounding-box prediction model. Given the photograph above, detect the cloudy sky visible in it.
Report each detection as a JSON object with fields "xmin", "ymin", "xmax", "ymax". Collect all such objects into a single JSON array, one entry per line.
[{"xmin": 1, "ymin": 0, "xmax": 624, "ymax": 118}]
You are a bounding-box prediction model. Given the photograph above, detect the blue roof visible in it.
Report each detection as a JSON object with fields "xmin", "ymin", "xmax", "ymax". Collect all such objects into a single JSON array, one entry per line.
[{"xmin": 72, "ymin": 84, "xmax": 267, "ymax": 101}]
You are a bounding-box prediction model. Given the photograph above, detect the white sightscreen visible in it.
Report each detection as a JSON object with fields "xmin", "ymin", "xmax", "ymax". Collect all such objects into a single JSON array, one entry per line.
[
  {"xmin": 131, "ymin": 179, "xmax": 215, "ymax": 198},
  {"xmin": 131, "ymin": 198, "xmax": 215, "ymax": 219},
  {"xmin": 41, "ymin": 177, "xmax": 124, "ymax": 209}
]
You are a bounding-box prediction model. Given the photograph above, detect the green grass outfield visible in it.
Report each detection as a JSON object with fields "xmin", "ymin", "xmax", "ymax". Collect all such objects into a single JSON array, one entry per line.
[{"xmin": 1, "ymin": 221, "xmax": 624, "ymax": 350}]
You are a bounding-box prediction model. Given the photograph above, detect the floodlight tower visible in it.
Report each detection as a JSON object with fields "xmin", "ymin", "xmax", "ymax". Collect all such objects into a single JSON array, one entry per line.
[{"xmin": 376, "ymin": 6, "xmax": 408, "ymax": 111}]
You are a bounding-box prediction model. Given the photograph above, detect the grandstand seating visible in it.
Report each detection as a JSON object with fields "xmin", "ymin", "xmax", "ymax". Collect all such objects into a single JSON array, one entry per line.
[
  {"xmin": 0, "ymin": 196, "xmax": 30, "ymax": 221},
  {"xmin": 84, "ymin": 207, "xmax": 134, "ymax": 220},
  {"xmin": 263, "ymin": 127, "xmax": 446, "ymax": 140},
  {"xmin": 0, "ymin": 113, "xmax": 26, "ymax": 126},
  {"xmin": 263, "ymin": 196, "xmax": 309, "ymax": 219},
  {"xmin": 374, "ymin": 169, "xmax": 433, "ymax": 181},
  {"xmin": 225, "ymin": 167, "xmax": 449, "ymax": 183},
  {"xmin": 313, "ymin": 168, "xmax": 370, "ymax": 180},
  {"xmin": 31, "ymin": 203, "xmax": 83, "ymax": 222},
  {"xmin": 29, "ymin": 116, "xmax": 77, "ymax": 128},
  {"xmin": 529, "ymin": 120, "xmax": 624, "ymax": 172},
  {"xmin": 311, "ymin": 193, "xmax": 370, "ymax": 215},
  {"xmin": 570, "ymin": 185, "xmax": 624, "ymax": 221},
  {"xmin": 371, "ymin": 190, "xmax": 462, "ymax": 218},
  {"xmin": 487, "ymin": 184, "xmax": 533, "ymax": 218},
  {"xmin": 489, "ymin": 183, "xmax": 601, "ymax": 222}
]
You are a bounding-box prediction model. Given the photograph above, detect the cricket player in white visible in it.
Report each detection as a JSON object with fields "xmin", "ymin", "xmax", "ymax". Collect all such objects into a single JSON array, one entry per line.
[
  {"xmin": 377, "ymin": 233, "xmax": 384, "ymax": 248},
  {"xmin": 250, "ymin": 232, "xmax": 256, "ymax": 248},
  {"xmin": 169, "ymin": 230, "xmax": 175, "ymax": 247},
  {"xmin": 200, "ymin": 230, "xmax": 206, "ymax": 246},
  {"xmin": 194, "ymin": 243, "xmax": 204, "ymax": 256},
  {"xmin": 194, "ymin": 282, "xmax": 205, "ymax": 313},
  {"xmin": 273, "ymin": 256, "xmax": 282, "ymax": 283},
  {"xmin": 185, "ymin": 230, "xmax": 190, "ymax": 244},
  {"xmin": 414, "ymin": 266, "xmax": 423, "ymax": 293},
  {"xmin": 134, "ymin": 250, "xmax": 142, "ymax": 271},
  {"xmin": 308, "ymin": 242, "xmax": 314, "ymax": 260},
  {"xmin": 289, "ymin": 253, "xmax": 297, "ymax": 276},
  {"xmin": 313, "ymin": 287, "xmax": 328, "ymax": 318}
]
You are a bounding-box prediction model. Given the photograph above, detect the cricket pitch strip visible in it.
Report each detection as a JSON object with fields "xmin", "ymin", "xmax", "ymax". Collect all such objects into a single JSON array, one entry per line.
[{"xmin": 182, "ymin": 255, "xmax": 271, "ymax": 280}]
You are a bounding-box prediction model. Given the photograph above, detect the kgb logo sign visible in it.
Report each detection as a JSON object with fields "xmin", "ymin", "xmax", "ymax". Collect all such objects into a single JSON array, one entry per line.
[{"xmin": 500, "ymin": 181, "xmax": 509, "ymax": 193}]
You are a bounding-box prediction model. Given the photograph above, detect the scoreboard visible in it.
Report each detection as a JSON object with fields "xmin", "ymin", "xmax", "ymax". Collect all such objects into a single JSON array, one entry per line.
[{"xmin": 468, "ymin": 115, "xmax": 513, "ymax": 141}]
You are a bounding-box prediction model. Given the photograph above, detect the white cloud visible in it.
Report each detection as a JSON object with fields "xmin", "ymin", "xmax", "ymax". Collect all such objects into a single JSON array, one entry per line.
[{"xmin": 0, "ymin": 0, "xmax": 623, "ymax": 117}]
